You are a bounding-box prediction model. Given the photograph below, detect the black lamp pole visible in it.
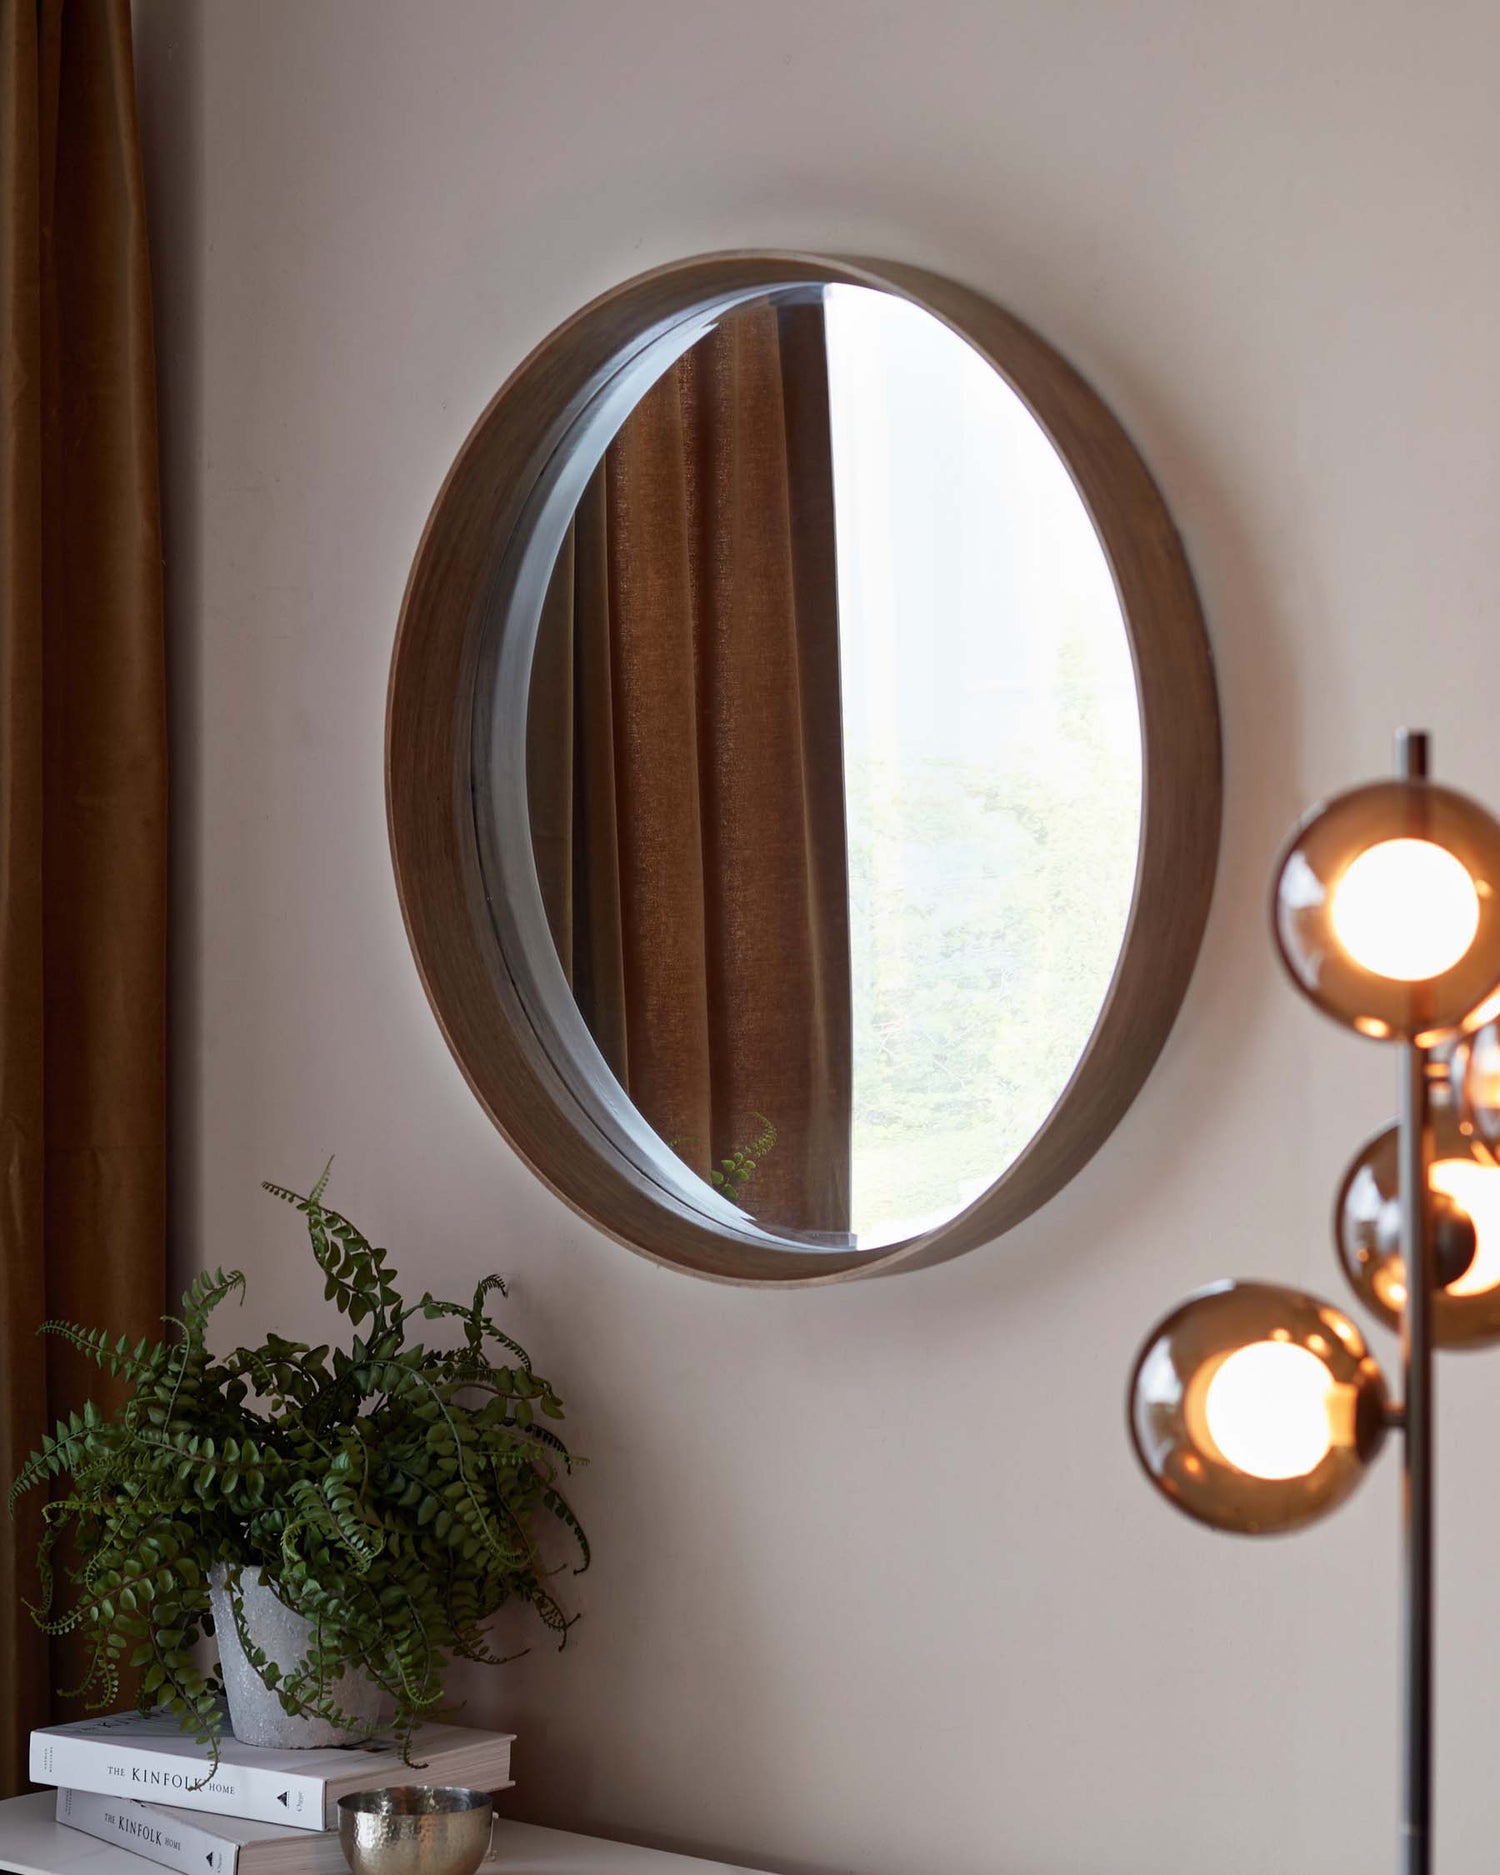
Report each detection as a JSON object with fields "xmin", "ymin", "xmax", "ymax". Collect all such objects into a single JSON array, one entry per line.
[
  {"xmin": 1398, "ymin": 727, "xmax": 1434, "ymax": 1875},
  {"xmin": 1131, "ymin": 723, "xmax": 1500, "ymax": 1873}
]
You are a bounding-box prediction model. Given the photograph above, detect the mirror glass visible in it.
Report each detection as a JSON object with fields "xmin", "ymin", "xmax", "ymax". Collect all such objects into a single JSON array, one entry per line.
[{"xmin": 513, "ymin": 284, "xmax": 1142, "ymax": 1251}]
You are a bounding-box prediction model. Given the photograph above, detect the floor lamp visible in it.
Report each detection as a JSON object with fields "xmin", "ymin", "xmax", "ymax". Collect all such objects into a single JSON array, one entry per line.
[{"xmin": 1128, "ymin": 730, "xmax": 1500, "ymax": 1875}]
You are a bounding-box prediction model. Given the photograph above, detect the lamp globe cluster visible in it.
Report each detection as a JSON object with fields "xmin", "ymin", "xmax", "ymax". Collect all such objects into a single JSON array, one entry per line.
[{"xmin": 1127, "ymin": 731, "xmax": 1500, "ymax": 1875}]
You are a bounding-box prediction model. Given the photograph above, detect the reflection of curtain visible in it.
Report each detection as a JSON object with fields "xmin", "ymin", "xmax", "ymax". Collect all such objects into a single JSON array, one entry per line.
[
  {"xmin": 528, "ymin": 299, "xmax": 851, "ymax": 1235},
  {"xmin": 0, "ymin": 0, "xmax": 168, "ymax": 1792}
]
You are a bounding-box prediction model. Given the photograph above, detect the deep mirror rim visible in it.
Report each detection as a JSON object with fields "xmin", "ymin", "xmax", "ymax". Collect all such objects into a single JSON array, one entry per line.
[{"xmin": 387, "ymin": 249, "xmax": 1222, "ymax": 1285}]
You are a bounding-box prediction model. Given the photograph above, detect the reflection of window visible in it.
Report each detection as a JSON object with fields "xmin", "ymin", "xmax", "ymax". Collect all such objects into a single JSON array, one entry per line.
[{"xmin": 825, "ymin": 285, "xmax": 1143, "ymax": 1247}]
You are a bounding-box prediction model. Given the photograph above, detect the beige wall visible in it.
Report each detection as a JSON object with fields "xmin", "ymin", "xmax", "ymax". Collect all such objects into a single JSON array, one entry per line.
[{"xmin": 131, "ymin": 4, "xmax": 1500, "ymax": 1870}]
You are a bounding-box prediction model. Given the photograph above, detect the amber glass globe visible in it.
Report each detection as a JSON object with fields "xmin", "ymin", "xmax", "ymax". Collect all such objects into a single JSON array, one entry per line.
[
  {"xmin": 1456, "ymin": 1018, "xmax": 1500, "ymax": 1165},
  {"xmin": 1129, "ymin": 1281, "xmax": 1389, "ymax": 1535},
  {"xmin": 1271, "ymin": 779, "xmax": 1500, "ymax": 1043},
  {"xmin": 1336, "ymin": 1106, "xmax": 1500, "ymax": 1347}
]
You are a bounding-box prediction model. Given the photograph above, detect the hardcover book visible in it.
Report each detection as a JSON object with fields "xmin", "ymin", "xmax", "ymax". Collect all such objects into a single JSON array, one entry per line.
[
  {"xmin": 54, "ymin": 1786, "xmax": 514, "ymax": 1875},
  {"xmin": 31, "ymin": 1711, "xmax": 514, "ymax": 1831}
]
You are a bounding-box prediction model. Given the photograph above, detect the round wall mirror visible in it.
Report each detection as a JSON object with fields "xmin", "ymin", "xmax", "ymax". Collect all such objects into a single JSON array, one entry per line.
[{"xmin": 388, "ymin": 252, "xmax": 1220, "ymax": 1284}]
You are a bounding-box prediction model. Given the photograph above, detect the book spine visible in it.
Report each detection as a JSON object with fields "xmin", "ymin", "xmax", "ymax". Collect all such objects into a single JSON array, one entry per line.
[
  {"xmin": 32, "ymin": 1735, "xmax": 323, "ymax": 1828},
  {"xmin": 56, "ymin": 1789, "xmax": 241, "ymax": 1875}
]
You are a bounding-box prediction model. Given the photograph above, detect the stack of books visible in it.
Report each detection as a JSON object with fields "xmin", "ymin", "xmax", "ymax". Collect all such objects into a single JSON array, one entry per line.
[{"xmin": 30, "ymin": 1710, "xmax": 515, "ymax": 1875}]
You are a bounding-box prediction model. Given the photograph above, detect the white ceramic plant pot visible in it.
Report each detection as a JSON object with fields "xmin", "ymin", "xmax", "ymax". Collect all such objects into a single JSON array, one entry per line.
[{"xmin": 209, "ymin": 1564, "xmax": 391, "ymax": 1748}]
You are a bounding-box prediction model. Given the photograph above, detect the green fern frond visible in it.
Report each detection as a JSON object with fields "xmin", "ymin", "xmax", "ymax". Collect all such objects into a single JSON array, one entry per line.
[
  {"xmin": 309, "ymin": 1157, "xmax": 335, "ymax": 1207},
  {"xmin": 38, "ymin": 1324, "xmax": 164, "ymax": 1387},
  {"xmin": 181, "ymin": 1268, "xmax": 247, "ymax": 1337}
]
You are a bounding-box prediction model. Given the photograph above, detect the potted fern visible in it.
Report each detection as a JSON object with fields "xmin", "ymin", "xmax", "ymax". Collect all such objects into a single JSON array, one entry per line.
[{"xmin": 8, "ymin": 1171, "xmax": 587, "ymax": 1760}]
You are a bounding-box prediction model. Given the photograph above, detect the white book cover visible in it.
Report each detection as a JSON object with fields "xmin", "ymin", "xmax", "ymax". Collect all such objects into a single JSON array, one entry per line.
[
  {"xmin": 55, "ymin": 1788, "xmax": 337, "ymax": 1875},
  {"xmin": 54, "ymin": 1786, "xmax": 515, "ymax": 1875},
  {"xmin": 32, "ymin": 1710, "xmax": 514, "ymax": 1831}
]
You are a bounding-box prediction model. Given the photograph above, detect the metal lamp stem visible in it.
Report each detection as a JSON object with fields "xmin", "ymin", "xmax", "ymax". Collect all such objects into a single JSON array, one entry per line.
[
  {"xmin": 1396, "ymin": 724, "xmax": 1434, "ymax": 1875},
  {"xmin": 1400, "ymin": 1036, "xmax": 1433, "ymax": 1875}
]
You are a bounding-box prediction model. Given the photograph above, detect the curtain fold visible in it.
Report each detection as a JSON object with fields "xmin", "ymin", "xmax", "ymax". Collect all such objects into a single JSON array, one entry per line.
[
  {"xmin": 0, "ymin": 0, "xmax": 167, "ymax": 1793},
  {"xmin": 528, "ymin": 298, "xmax": 852, "ymax": 1236}
]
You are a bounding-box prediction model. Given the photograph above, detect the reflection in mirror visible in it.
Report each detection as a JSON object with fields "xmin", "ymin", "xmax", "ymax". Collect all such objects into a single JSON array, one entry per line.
[{"xmin": 521, "ymin": 284, "xmax": 1141, "ymax": 1251}]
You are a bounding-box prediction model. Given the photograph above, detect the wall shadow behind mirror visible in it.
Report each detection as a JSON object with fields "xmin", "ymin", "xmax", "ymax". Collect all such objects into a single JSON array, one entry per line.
[{"xmin": 511, "ymin": 284, "xmax": 1142, "ymax": 1253}]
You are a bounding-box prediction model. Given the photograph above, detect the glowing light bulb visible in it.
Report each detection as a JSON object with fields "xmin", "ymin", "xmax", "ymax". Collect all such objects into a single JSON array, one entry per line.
[
  {"xmin": 1203, "ymin": 1341, "xmax": 1335, "ymax": 1480},
  {"xmin": 1328, "ymin": 839, "xmax": 1480, "ymax": 981},
  {"xmin": 1429, "ymin": 1158, "xmax": 1500, "ymax": 1297}
]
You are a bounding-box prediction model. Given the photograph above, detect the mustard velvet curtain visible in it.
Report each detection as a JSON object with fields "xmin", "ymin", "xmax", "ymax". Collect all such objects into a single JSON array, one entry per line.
[
  {"xmin": 527, "ymin": 299, "xmax": 853, "ymax": 1236},
  {"xmin": 0, "ymin": 0, "xmax": 167, "ymax": 1791}
]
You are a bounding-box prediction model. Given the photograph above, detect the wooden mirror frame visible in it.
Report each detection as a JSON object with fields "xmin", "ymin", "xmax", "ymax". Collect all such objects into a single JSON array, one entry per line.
[{"xmin": 387, "ymin": 251, "xmax": 1221, "ymax": 1286}]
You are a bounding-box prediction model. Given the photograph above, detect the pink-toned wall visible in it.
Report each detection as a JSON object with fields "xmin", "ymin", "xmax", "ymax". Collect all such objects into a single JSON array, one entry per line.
[{"xmin": 131, "ymin": 4, "xmax": 1500, "ymax": 1869}]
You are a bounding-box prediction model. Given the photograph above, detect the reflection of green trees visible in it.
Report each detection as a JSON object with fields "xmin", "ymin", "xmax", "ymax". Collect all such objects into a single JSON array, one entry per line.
[{"xmin": 848, "ymin": 633, "xmax": 1140, "ymax": 1237}]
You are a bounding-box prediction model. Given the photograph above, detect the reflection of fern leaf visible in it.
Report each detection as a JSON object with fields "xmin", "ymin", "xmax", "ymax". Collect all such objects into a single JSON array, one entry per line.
[{"xmin": 746, "ymin": 1112, "xmax": 777, "ymax": 1160}]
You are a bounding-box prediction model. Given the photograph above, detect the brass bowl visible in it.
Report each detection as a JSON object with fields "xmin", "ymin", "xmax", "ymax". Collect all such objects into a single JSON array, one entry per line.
[{"xmin": 337, "ymin": 1787, "xmax": 494, "ymax": 1875}]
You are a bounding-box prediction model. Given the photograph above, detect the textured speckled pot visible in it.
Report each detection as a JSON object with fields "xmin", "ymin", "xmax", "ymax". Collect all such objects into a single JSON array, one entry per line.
[{"xmin": 209, "ymin": 1564, "xmax": 391, "ymax": 1748}]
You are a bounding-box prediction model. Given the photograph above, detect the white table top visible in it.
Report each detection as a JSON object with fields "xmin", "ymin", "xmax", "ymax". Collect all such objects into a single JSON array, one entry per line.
[{"xmin": 0, "ymin": 1794, "xmax": 762, "ymax": 1875}]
